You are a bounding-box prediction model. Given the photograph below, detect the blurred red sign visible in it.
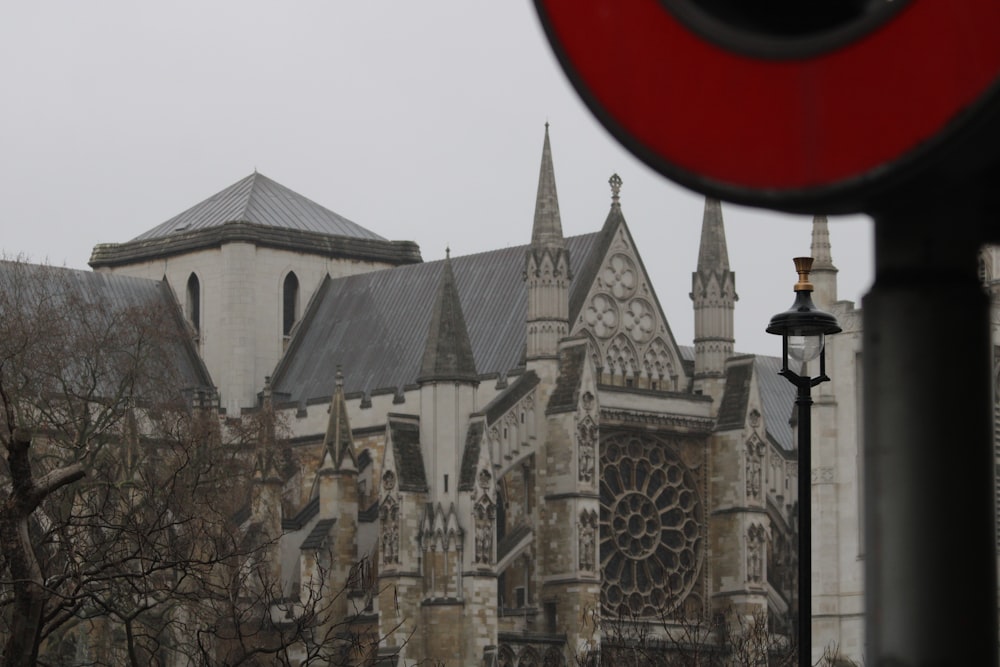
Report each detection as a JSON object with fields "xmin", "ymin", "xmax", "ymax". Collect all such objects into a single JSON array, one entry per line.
[{"xmin": 534, "ymin": 0, "xmax": 1000, "ymax": 212}]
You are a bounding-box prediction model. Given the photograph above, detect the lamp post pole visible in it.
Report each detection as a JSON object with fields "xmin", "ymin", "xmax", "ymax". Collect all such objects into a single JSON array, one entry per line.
[
  {"xmin": 788, "ymin": 366, "xmax": 823, "ymax": 667},
  {"xmin": 767, "ymin": 258, "xmax": 841, "ymax": 667}
]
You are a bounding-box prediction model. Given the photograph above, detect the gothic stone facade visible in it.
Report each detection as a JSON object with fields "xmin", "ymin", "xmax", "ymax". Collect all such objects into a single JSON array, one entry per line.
[{"xmin": 83, "ymin": 129, "xmax": 878, "ymax": 665}]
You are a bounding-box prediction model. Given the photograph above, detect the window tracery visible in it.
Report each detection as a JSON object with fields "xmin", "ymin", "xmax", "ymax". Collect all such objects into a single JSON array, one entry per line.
[{"xmin": 600, "ymin": 433, "xmax": 704, "ymax": 616}]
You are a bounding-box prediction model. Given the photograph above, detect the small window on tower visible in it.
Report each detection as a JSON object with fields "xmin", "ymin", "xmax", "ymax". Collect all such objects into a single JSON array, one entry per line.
[
  {"xmin": 283, "ymin": 272, "xmax": 300, "ymax": 337},
  {"xmin": 186, "ymin": 273, "xmax": 201, "ymax": 335}
]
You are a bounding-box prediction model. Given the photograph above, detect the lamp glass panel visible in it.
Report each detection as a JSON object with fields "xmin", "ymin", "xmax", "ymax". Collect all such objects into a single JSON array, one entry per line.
[{"xmin": 787, "ymin": 334, "xmax": 825, "ymax": 364}]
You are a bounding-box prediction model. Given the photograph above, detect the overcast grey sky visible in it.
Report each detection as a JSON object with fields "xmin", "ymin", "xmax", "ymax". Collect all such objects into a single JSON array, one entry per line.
[{"xmin": 0, "ymin": 1, "xmax": 872, "ymax": 356}]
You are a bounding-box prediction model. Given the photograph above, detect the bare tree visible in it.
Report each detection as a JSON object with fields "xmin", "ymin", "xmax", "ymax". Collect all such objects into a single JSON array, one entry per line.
[
  {"xmin": 574, "ymin": 600, "xmax": 804, "ymax": 667},
  {"xmin": 0, "ymin": 260, "xmax": 402, "ymax": 666}
]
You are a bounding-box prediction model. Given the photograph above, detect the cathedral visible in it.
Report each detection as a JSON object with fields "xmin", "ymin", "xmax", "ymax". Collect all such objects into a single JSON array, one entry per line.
[{"xmin": 41, "ymin": 126, "xmax": 874, "ymax": 664}]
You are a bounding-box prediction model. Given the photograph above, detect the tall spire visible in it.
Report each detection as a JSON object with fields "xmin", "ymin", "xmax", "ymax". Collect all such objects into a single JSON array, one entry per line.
[
  {"xmin": 525, "ymin": 124, "xmax": 571, "ymax": 364},
  {"xmin": 809, "ymin": 215, "xmax": 839, "ymax": 307},
  {"xmin": 696, "ymin": 198, "xmax": 730, "ymax": 274},
  {"xmin": 417, "ymin": 254, "xmax": 478, "ymax": 384},
  {"xmin": 531, "ymin": 122, "xmax": 564, "ymax": 247},
  {"xmin": 691, "ymin": 197, "xmax": 737, "ymax": 404},
  {"xmin": 322, "ymin": 366, "xmax": 356, "ymax": 470}
]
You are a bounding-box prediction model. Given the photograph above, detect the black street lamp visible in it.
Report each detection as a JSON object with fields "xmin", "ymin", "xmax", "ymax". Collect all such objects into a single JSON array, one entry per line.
[{"xmin": 766, "ymin": 257, "xmax": 841, "ymax": 667}]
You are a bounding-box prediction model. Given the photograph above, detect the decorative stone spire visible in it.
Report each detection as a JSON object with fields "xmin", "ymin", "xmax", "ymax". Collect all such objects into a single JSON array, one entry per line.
[
  {"xmin": 696, "ymin": 198, "xmax": 730, "ymax": 275},
  {"xmin": 417, "ymin": 254, "xmax": 478, "ymax": 384},
  {"xmin": 322, "ymin": 366, "xmax": 357, "ymax": 470},
  {"xmin": 809, "ymin": 215, "xmax": 839, "ymax": 308},
  {"xmin": 525, "ymin": 124, "xmax": 571, "ymax": 363},
  {"xmin": 531, "ymin": 122, "xmax": 564, "ymax": 248},
  {"xmin": 691, "ymin": 198, "xmax": 737, "ymax": 400}
]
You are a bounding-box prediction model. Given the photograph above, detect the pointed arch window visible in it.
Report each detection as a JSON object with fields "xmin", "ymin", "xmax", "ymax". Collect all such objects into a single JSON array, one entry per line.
[
  {"xmin": 283, "ymin": 272, "xmax": 300, "ymax": 337},
  {"xmin": 186, "ymin": 273, "xmax": 201, "ymax": 335}
]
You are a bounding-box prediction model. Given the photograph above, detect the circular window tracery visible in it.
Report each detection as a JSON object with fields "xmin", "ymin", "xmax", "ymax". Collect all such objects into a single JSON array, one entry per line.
[{"xmin": 600, "ymin": 433, "xmax": 703, "ymax": 617}]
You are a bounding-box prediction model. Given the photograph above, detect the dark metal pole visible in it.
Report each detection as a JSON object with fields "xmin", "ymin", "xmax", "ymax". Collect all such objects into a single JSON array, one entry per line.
[
  {"xmin": 864, "ymin": 189, "xmax": 998, "ymax": 664},
  {"xmin": 795, "ymin": 379, "xmax": 813, "ymax": 667}
]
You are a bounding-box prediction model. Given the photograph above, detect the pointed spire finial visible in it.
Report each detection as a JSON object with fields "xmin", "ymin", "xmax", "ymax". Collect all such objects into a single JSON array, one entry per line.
[
  {"xmin": 446, "ymin": 245, "xmax": 450, "ymax": 259},
  {"xmin": 609, "ymin": 173, "xmax": 622, "ymax": 207},
  {"xmin": 531, "ymin": 123, "xmax": 564, "ymax": 247},
  {"xmin": 335, "ymin": 365, "xmax": 343, "ymax": 389},
  {"xmin": 418, "ymin": 258, "xmax": 478, "ymax": 384},
  {"xmin": 696, "ymin": 198, "xmax": 731, "ymax": 274}
]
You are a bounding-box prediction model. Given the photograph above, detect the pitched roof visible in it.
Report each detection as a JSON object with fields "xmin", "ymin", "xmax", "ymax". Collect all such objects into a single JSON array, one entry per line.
[
  {"xmin": 388, "ymin": 417, "xmax": 427, "ymax": 493},
  {"xmin": 547, "ymin": 342, "xmax": 588, "ymax": 415},
  {"xmin": 300, "ymin": 518, "xmax": 337, "ymax": 550},
  {"xmin": 90, "ymin": 173, "xmax": 422, "ymax": 269},
  {"xmin": 717, "ymin": 359, "xmax": 753, "ymax": 431},
  {"xmin": 132, "ymin": 172, "xmax": 386, "ymax": 242},
  {"xmin": 458, "ymin": 420, "xmax": 486, "ymax": 492},
  {"xmin": 754, "ymin": 355, "xmax": 796, "ymax": 451},
  {"xmin": 0, "ymin": 261, "xmax": 213, "ymax": 398},
  {"xmin": 270, "ymin": 232, "xmax": 603, "ymax": 403}
]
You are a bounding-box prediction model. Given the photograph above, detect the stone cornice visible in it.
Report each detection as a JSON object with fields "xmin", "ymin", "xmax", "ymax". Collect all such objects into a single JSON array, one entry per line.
[
  {"xmin": 90, "ymin": 221, "xmax": 422, "ymax": 268},
  {"xmin": 600, "ymin": 407, "xmax": 714, "ymax": 433}
]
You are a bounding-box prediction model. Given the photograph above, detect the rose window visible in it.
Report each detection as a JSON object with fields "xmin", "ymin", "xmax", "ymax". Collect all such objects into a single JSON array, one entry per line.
[
  {"xmin": 584, "ymin": 293, "xmax": 619, "ymax": 338},
  {"xmin": 600, "ymin": 433, "xmax": 703, "ymax": 617},
  {"xmin": 602, "ymin": 254, "xmax": 638, "ymax": 300},
  {"xmin": 623, "ymin": 298, "xmax": 656, "ymax": 344}
]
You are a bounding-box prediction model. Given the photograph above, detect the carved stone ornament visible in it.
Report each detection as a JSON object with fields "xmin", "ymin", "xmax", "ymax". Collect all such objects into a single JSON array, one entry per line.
[
  {"xmin": 577, "ymin": 416, "xmax": 597, "ymax": 483},
  {"xmin": 585, "ymin": 293, "xmax": 619, "ymax": 339},
  {"xmin": 379, "ymin": 496, "xmax": 400, "ymax": 565},
  {"xmin": 601, "ymin": 253, "xmax": 638, "ymax": 300},
  {"xmin": 623, "ymin": 298, "xmax": 655, "ymax": 344},
  {"xmin": 478, "ymin": 468, "xmax": 492, "ymax": 489},
  {"xmin": 578, "ymin": 509, "xmax": 598, "ymax": 571},
  {"xmin": 748, "ymin": 408, "xmax": 761, "ymax": 428},
  {"xmin": 382, "ymin": 469, "xmax": 396, "ymax": 492},
  {"xmin": 746, "ymin": 438, "xmax": 763, "ymax": 501},
  {"xmin": 474, "ymin": 495, "xmax": 496, "ymax": 565}
]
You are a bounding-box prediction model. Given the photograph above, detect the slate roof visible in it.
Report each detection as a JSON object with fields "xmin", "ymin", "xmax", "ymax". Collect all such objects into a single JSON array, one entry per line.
[
  {"xmin": 480, "ymin": 372, "xmax": 540, "ymax": 423},
  {"xmin": 0, "ymin": 261, "xmax": 212, "ymax": 396},
  {"xmin": 458, "ymin": 421, "xmax": 486, "ymax": 492},
  {"xmin": 271, "ymin": 232, "xmax": 603, "ymax": 403},
  {"xmin": 754, "ymin": 355, "xmax": 795, "ymax": 451},
  {"xmin": 678, "ymin": 344, "xmax": 794, "ymax": 450},
  {"xmin": 389, "ymin": 418, "xmax": 427, "ymax": 493},
  {"xmin": 300, "ymin": 518, "xmax": 337, "ymax": 550},
  {"xmin": 89, "ymin": 173, "xmax": 422, "ymax": 269},
  {"xmin": 546, "ymin": 343, "xmax": 588, "ymax": 415},
  {"xmin": 717, "ymin": 360, "xmax": 753, "ymax": 431},
  {"xmin": 133, "ymin": 172, "xmax": 385, "ymax": 242}
]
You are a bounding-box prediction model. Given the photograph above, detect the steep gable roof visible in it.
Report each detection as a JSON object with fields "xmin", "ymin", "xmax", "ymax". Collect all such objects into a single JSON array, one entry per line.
[
  {"xmin": 132, "ymin": 172, "xmax": 385, "ymax": 242},
  {"xmin": 270, "ymin": 232, "xmax": 603, "ymax": 403}
]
